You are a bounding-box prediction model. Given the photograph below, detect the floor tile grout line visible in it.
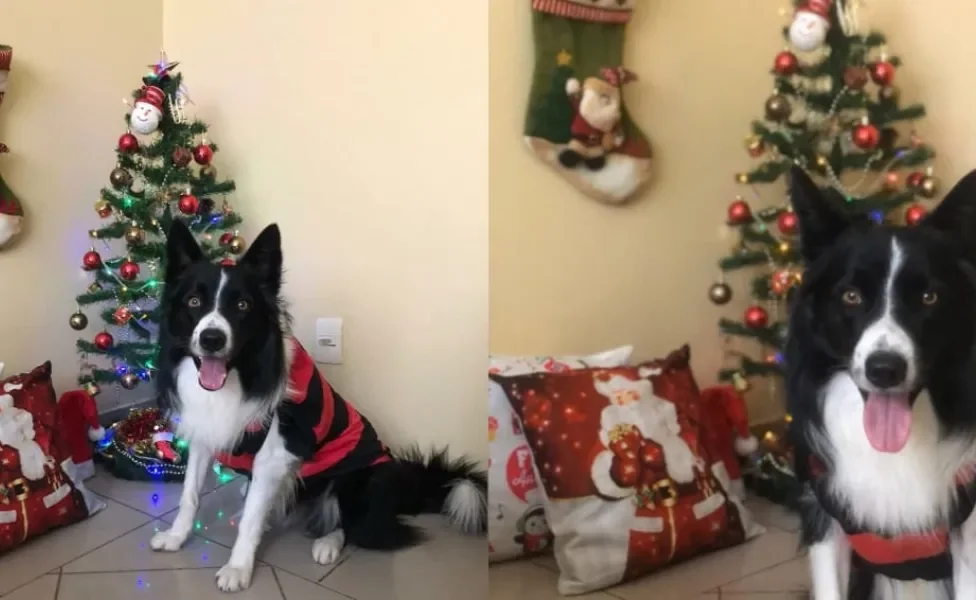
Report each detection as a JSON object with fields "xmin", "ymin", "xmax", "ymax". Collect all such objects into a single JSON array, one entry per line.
[
  {"xmin": 53, "ymin": 569, "xmax": 62, "ymax": 600},
  {"xmin": 709, "ymin": 554, "xmax": 804, "ymax": 591},
  {"xmin": 61, "ymin": 566, "xmax": 229, "ymax": 575},
  {"xmin": 271, "ymin": 568, "xmax": 287, "ymax": 599},
  {"xmin": 316, "ymin": 551, "xmax": 357, "ymax": 582},
  {"xmin": 0, "ymin": 519, "xmax": 150, "ymax": 598}
]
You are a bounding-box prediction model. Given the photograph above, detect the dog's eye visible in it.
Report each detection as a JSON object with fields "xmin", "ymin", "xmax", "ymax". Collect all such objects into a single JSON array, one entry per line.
[
  {"xmin": 187, "ymin": 296, "xmax": 201, "ymax": 308},
  {"xmin": 922, "ymin": 290, "xmax": 939, "ymax": 306},
  {"xmin": 841, "ymin": 289, "xmax": 862, "ymax": 306},
  {"xmin": 237, "ymin": 299, "xmax": 250, "ymax": 312}
]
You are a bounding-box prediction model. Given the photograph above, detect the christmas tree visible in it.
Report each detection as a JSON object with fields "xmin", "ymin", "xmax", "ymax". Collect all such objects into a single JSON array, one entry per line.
[
  {"xmin": 711, "ymin": 0, "xmax": 937, "ymax": 396},
  {"xmin": 71, "ymin": 54, "xmax": 245, "ymax": 399}
]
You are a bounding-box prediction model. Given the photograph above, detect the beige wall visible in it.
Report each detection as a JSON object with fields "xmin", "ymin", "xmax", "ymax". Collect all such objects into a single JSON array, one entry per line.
[
  {"xmin": 0, "ymin": 0, "xmax": 488, "ymax": 461},
  {"xmin": 164, "ymin": 0, "xmax": 489, "ymax": 460},
  {"xmin": 490, "ymin": 0, "xmax": 974, "ymax": 424},
  {"xmin": 0, "ymin": 0, "xmax": 164, "ymax": 406}
]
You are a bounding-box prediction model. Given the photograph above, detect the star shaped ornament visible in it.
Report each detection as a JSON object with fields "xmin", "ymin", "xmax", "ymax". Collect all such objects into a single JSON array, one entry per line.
[{"xmin": 147, "ymin": 50, "xmax": 180, "ymax": 83}]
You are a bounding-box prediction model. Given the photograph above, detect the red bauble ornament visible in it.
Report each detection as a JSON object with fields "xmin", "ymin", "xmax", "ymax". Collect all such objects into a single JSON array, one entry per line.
[
  {"xmin": 178, "ymin": 194, "xmax": 200, "ymax": 215},
  {"xmin": 907, "ymin": 171, "xmax": 926, "ymax": 188},
  {"xmin": 118, "ymin": 133, "xmax": 139, "ymax": 153},
  {"xmin": 219, "ymin": 258, "xmax": 236, "ymax": 267},
  {"xmin": 870, "ymin": 61, "xmax": 896, "ymax": 86},
  {"xmin": 773, "ymin": 51, "xmax": 799, "ymax": 76},
  {"xmin": 113, "ymin": 306, "xmax": 132, "ymax": 326},
  {"xmin": 119, "ymin": 260, "xmax": 140, "ymax": 281},
  {"xmin": 744, "ymin": 305, "xmax": 769, "ymax": 328},
  {"xmin": 219, "ymin": 232, "xmax": 234, "ymax": 245},
  {"xmin": 610, "ymin": 456, "xmax": 641, "ymax": 488},
  {"xmin": 771, "ymin": 270, "xmax": 794, "ymax": 295},
  {"xmin": 728, "ymin": 199, "xmax": 752, "ymax": 225},
  {"xmin": 94, "ymin": 332, "xmax": 114, "ymax": 350},
  {"xmin": 777, "ymin": 211, "xmax": 799, "ymax": 235},
  {"xmin": 193, "ymin": 144, "xmax": 214, "ymax": 165},
  {"xmin": 172, "ymin": 147, "xmax": 193, "ymax": 168},
  {"xmin": 82, "ymin": 250, "xmax": 102, "ymax": 271},
  {"xmin": 852, "ymin": 123, "xmax": 881, "ymax": 150},
  {"xmin": 905, "ymin": 204, "xmax": 928, "ymax": 227}
]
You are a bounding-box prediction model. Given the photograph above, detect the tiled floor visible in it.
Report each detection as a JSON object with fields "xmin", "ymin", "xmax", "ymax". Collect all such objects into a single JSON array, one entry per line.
[
  {"xmin": 489, "ymin": 497, "xmax": 810, "ymax": 599},
  {"xmin": 0, "ymin": 466, "xmax": 487, "ymax": 600}
]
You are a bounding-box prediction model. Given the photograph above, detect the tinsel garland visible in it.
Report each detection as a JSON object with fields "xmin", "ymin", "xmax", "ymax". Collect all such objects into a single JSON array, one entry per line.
[{"xmin": 94, "ymin": 407, "xmax": 188, "ymax": 482}]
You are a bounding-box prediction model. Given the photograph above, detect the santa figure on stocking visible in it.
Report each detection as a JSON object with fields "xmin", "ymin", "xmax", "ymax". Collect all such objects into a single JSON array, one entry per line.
[
  {"xmin": 57, "ymin": 390, "xmax": 106, "ymax": 481},
  {"xmin": 698, "ymin": 385, "xmax": 758, "ymax": 500}
]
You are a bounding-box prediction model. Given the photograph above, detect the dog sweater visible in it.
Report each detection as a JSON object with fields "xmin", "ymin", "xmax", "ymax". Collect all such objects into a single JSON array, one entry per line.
[
  {"xmin": 214, "ymin": 339, "xmax": 391, "ymax": 480},
  {"xmin": 810, "ymin": 455, "xmax": 976, "ymax": 582}
]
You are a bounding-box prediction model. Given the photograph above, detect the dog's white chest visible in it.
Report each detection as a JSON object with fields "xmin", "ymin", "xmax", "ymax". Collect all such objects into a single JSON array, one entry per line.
[
  {"xmin": 820, "ymin": 374, "xmax": 968, "ymax": 532},
  {"xmin": 171, "ymin": 357, "xmax": 269, "ymax": 452}
]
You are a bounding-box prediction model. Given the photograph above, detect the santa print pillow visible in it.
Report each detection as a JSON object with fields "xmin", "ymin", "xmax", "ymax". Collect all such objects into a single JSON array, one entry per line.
[
  {"xmin": 487, "ymin": 346, "xmax": 633, "ymax": 563},
  {"xmin": 0, "ymin": 362, "xmax": 104, "ymax": 554},
  {"xmin": 491, "ymin": 346, "xmax": 764, "ymax": 595}
]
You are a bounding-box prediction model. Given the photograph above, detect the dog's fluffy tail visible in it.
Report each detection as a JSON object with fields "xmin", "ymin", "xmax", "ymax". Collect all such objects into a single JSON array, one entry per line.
[{"xmin": 392, "ymin": 445, "xmax": 488, "ymax": 534}]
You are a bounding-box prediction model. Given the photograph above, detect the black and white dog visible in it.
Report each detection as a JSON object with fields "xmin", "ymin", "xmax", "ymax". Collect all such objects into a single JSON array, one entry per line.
[
  {"xmin": 149, "ymin": 221, "xmax": 487, "ymax": 592},
  {"xmin": 785, "ymin": 166, "xmax": 976, "ymax": 599}
]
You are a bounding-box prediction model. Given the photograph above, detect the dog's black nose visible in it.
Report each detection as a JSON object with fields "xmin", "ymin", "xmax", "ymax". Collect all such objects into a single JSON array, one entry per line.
[
  {"xmin": 865, "ymin": 351, "xmax": 908, "ymax": 389},
  {"xmin": 199, "ymin": 328, "xmax": 228, "ymax": 353}
]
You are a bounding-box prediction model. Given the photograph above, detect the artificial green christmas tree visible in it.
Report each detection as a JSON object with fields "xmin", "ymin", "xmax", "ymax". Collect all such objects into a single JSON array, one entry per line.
[
  {"xmin": 712, "ymin": 0, "xmax": 937, "ymax": 393},
  {"xmin": 71, "ymin": 54, "xmax": 245, "ymax": 398}
]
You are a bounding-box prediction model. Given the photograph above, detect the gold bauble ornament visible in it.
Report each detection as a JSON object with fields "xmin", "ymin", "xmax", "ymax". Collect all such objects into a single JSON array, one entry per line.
[
  {"xmin": 228, "ymin": 236, "xmax": 246, "ymax": 255},
  {"xmin": 919, "ymin": 176, "xmax": 938, "ymax": 198},
  {"xmin": 89, "ymin": 229, "xmax": 101, "ymax": 239},
  {"xmin": 764, "ymin": 94, "xmax": 792, "ymax": 123},
  {"xmin": 124, "ymin": 225, "xmax": 146, "ymax": 245},
  {"xmin": 120, "ymin": 373, "xmax": 139, "ymax": 390},
  {"xmin": 778, "ymin": 241, "xmax": 792, "ymax": 254},
  {"xmin": 95, "ymin": 200, "xmax": 113, "ymax": 218},
  {"xmin": 69, "ymin": 312, "xmax": 89, "ymax": 331},
  {"xmin": 735, "ymin": 173, "xmax": 749, "ymax": 184},
  {"xmin": 708, "ymin": 282, "xmax": 733, "ymax": 305},
  {"xmin": 816, "ymin": 155, "xmax": 829, "ymax": 168}
]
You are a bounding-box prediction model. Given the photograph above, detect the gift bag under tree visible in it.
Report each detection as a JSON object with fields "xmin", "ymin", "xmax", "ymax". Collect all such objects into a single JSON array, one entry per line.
[{"xmin": 0, "ymin": 45, "xmax": 23, "ymax": 248}]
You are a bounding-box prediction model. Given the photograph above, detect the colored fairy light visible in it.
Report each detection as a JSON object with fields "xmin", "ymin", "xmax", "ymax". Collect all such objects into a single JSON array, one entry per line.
[
  {"xmin": 209, "ymin": 214, "xmax": 223, "ymax": 225},
  {"xmin": 194, "ymin": 520, "xmax": 202, "ymax": 531},
  {"xmin": 151, "ymin": 493, "xmax": 159, "ymax": 503},
  {"xmin": 870, "ymin": 210, "xmax": 884, "ymax": 224},
  {"xmin": 217, "ymin": 510, "xmax": 224, "ymax": 519},
  {"xmin": 116, "ymin": 364, "xmax": 129, "ymax": 376},
  {"xmin": 123, "ymin": 195, "xmax": 134, "ymax": 208},
  {"xmin": 138, "ymin": 369, "xmax": 151, "ymax": 381}
]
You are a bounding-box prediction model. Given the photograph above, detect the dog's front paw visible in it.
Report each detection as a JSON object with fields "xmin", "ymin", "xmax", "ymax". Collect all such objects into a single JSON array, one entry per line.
[
  {"xmin": 150, "ymin": 529, "xmax": 188, "ymax": 552},
  {"xmin": 215, "ymin": 563, "xmax": 253, "ymax": 593},
  {"xmin": 312, "ymin": 529, "xmax": 345, "ymax": 565}
]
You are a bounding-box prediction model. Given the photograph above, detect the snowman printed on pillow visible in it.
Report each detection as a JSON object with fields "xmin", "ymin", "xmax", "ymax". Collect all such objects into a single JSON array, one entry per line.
[
  {"xmin": 129, "ymin": 85, "xmax": 166, "ymax": 135},
  {"xmin": 514, "ymin": 506, "xmax": 552, "ymax": 555}
]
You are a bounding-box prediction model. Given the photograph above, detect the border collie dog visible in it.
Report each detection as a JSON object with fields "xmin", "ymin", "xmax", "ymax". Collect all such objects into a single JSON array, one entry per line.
[
  {"xmin": 150, "ymin": 221, "xmax": 487, "ymax": 592},
  {"xmin": 785, "ymin": 167, "xmax": 976, "ymax": 600}
]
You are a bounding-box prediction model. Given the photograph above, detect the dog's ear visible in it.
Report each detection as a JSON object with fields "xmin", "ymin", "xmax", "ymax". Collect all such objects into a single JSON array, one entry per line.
[
  {"xmin": 240, "ymin": 224, "xmax": 283, "ymax": 293},
  {"xmin": 788, "ymin": 166, "xmax": 851, "ymax": 263},
  {"xmin": 165, "ymin": 219, "xmax": 203, "ymax": 282},
  {"xmin": 922, "ymin": 170, "xmax": 976, "ymax": 254}
]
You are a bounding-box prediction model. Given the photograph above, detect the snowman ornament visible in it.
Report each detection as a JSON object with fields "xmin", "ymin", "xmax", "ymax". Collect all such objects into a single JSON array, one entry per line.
[
  {"xmin": 129, "ymin": 85, "xmax": 165, "ymax": 135},
  {"xmin": 789, "ymin": 0, "xmax": 833, "ymax": 52}
]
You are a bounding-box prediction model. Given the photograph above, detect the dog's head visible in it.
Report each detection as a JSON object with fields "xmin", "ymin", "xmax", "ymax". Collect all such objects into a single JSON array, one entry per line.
[
  {"xmin": 162, "ymin": 221, "xmax": 284, "ymax": 392},
  {"xmin": 787, "ymin": 167, "xmax": 976, "ymax": 450}
]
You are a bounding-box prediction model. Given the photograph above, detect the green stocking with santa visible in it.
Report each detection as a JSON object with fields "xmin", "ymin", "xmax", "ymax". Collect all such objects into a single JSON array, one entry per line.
[
  {"xmin": 523, "ymin": 0, "xmax": 651, "ymax": 205},
  {"xmin": 0, "ymin": 45, "xmax": 23, "ymax": 248}
]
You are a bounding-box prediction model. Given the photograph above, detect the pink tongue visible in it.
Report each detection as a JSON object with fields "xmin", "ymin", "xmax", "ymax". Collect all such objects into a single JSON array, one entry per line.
[
  {"xmin": 198, "ymin": 357, "xmax": 228, "ymax": 391},
  {"xmin": 863, "ymin": 392, "xmax": 913, "ymax": 453}
]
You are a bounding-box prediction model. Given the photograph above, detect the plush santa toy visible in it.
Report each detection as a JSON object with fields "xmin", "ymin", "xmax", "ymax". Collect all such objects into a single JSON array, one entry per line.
[
  {"xmin": 789, "ymin": 0, "xmax": 833, "ymax": 52},
  {"xmin": 559, "ymin": 66, "xmax": 637, "ymax": 171},
  {"xmin": 129, "ymin": 85, "xmax": 165, "ymax": 135},
  {"xmin": 698, "ymin": 385, "xmax": 758, "ymax": 499},
  {"xmin": 57, "ymin": 390, "xmax": 105, "ymax": 481}
]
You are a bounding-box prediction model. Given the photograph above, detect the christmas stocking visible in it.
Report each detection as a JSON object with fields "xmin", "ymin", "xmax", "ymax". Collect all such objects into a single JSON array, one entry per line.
[
  {"xmin": 523, "ymin": 0, "xmax": 651, "ymax": 205},
  {"xmin": 0, "ymin": 45, "xmax": 23, "ymax": 249}
]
